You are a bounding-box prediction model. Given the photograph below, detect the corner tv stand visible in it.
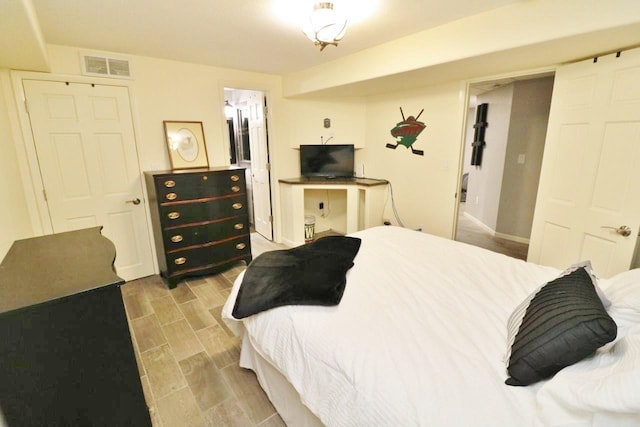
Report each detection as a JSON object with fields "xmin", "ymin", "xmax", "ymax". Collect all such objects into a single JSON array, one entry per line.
[{"xmin": 279, "ymin": 177, "xmax": 388, "ymax": 247}]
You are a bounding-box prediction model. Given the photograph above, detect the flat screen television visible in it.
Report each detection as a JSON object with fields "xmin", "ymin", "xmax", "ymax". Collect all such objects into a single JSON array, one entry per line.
[{"xmin": 300, "ymin": 144, "xmax": 355, "ymax": 178}]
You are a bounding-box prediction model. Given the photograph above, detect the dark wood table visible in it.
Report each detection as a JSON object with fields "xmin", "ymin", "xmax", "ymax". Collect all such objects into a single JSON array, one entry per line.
[{"xmin": 0, "ymin": 227, "xmax": 151, "ymax": 427}]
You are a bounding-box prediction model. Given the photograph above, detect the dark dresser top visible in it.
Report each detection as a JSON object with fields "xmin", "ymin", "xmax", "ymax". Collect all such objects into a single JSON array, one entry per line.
[
  {"xmin": 144, "ymin": 166, "xmax": 245, "ymax": 176},
  {"xmin": 0, "ymin": 227, "xmax": 123, "ymax": 314}
]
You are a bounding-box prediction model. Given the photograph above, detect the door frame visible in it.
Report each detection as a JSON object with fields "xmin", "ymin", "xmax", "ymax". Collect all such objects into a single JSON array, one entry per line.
[
  {"xmin": 9, "ymin": 71, "xmax": 157, "ymax": 270},
  {"xmin": 218, "ymin": 82, "xmax": 276, "ymax": 241},
  {"xmin": 452, "ymin": 65, "xmax": 557, "ymax": 243}
]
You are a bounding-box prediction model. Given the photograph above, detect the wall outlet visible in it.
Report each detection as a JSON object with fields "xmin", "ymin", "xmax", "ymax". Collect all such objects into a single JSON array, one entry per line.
[
  {"xmin": 319, "ymin": 202, "xmax": 324, "ymax": 210},
  {"xmin": 517, "ymin": 153, "xmax": 526, "ymax": 164}
]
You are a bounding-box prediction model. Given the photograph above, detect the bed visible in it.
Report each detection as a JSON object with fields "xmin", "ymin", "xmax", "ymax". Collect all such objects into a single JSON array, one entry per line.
[{"xmin": 222, "ymin": 226, "xmax": 640, "ymax": 426}]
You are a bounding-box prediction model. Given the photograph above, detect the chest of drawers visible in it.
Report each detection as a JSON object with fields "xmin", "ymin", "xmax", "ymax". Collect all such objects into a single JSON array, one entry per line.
[{"xmin": 145, "ymin": 168, "xmax": 252, "ymax": 288}]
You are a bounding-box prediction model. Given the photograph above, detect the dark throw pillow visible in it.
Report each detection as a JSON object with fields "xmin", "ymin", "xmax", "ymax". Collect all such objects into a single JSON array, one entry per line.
[
  {"xmin": 505, "ymin": 264, "xmax": 617, "ymax": 386},
  {"xmin": 232, "ymin": 236, "xmax": 362, "ymax": 319}
]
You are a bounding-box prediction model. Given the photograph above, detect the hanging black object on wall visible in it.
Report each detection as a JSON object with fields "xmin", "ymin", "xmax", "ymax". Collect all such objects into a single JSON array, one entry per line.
[{"xmin": 471, "ymin": 103, "xmax": 488, "ymax": 166}]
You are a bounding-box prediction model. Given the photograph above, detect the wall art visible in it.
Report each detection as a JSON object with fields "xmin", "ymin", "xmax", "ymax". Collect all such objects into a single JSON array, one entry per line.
[{"xmin": 386, "ymin": 107, "xmax": 426, "ymax": 156}]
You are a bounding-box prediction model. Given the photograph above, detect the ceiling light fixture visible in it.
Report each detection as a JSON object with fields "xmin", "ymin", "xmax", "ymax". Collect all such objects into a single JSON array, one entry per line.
[{"xmin": 303, "ymin": 2, "xmax": 347, "ymax": 51}]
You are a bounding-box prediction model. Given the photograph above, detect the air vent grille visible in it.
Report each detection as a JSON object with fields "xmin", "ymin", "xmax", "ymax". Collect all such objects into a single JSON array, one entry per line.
[{"xmin": 81, "ymin": 53, "xmax": 133, "ymax": 79}]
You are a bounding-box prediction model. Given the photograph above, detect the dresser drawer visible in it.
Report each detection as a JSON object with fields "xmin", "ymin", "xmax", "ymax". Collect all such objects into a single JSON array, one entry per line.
[
  {"xmin": 166, "ymin": 235, "xmax": 251, "ymax": 275},
  {"xmin": 163, "ymin": 216, "xmax": 249, "ymax": 252},
  {"xmin": 156, "ymin": 170, "xmax": 245, "ymax": 202},
  {"xmin": 160, "ymin": 195, "xmax": 247, "ymax": 227}
]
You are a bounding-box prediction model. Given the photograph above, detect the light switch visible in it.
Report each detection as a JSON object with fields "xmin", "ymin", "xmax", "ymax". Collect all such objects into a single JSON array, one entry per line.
[{"xmin": 517, "ymin": 154, "xmax": 526, "ymax": 164}]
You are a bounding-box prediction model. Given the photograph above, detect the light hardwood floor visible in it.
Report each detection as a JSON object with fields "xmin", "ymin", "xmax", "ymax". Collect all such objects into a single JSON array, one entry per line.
[
  {"xmin": 455, "ymin": 203, "xmax": 529, "ymax": 260},
  {"xmin": 121, "ymin": 233, "xmax": 286, "ymax": 427}
]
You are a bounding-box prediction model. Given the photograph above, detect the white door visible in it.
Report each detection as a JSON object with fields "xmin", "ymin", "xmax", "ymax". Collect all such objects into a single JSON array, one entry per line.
[
  {"xmin": 528, "ymin": 48, "xmax": 640, "ymax": 277},
  {"xmin": 248, "ymin": 92, "xmax": 273, "ymax": 240},
  {"xmin": 23, "ymin": 79, "xmax": 154, "ymax": 281}
]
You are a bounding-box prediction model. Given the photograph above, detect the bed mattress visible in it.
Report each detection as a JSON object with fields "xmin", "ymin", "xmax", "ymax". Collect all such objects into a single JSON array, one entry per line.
[{"xmin": 223, "ymin": 226, "xmax": 640, "ymax": 426}]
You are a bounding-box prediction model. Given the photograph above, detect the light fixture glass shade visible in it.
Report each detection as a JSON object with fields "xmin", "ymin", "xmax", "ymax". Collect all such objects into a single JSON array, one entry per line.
[
  {"xmin": 224, "ymin": 100, "xmax": 234, "ymax": 119},
  {"xmin": 302, "ymin": 2, "xmax": 347, "ymax": 51}
]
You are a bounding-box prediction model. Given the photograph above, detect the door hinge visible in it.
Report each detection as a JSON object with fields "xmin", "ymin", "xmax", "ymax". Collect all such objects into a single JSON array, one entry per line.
[
  {"xmin": 43, "ymin": 188, "xmax": 47, "ymax": 201},
  {"xmin": 268, "ymin": 215, "xmax": 273, "ymax": 223},
  {"xmin": 266, "ymin": 163, "xmax": 271, "ymax": 171},
  {"xmin": 264, "ymin": 106, "xmax": 268, "ymax": 116}
]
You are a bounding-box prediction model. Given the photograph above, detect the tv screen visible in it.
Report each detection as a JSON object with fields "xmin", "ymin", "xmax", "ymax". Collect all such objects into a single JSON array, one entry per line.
[{"xmin": 300, "ymin": 144, "xmax": 354, "ymax": 178}]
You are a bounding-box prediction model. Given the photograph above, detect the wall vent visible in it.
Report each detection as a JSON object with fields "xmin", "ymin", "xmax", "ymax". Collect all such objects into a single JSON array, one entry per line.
[{"xmin": 80, "ymin": 53, "xmax": 133, "ymax": 79}]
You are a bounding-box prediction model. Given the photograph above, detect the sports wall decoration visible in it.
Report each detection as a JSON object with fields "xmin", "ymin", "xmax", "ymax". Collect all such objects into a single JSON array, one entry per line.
[
  {"xmin": 470, "ymin": 103, "xmax": 488, "ymax": 166},
  {"xmin": 386, "ymin": 107, "xmax": 426, "ymax": 156}
]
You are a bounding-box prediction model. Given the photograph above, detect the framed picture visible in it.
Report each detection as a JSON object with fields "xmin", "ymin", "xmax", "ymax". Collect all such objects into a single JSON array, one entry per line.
[{"xmin": 163, "ymin": 121, "xmax": 209, "ymax": 169}]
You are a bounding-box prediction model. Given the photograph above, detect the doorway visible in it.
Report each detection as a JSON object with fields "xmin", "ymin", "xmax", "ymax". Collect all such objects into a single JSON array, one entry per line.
[
  {"xmin": 224, "ymin": 88, "xmax": 274, "ymax": 241},
  {"xmin": 455, "ymin": 73, "xmax": 554, "ymax": 260}
]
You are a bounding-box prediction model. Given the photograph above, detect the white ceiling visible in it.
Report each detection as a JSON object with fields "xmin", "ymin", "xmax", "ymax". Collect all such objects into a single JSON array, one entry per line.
[{"xmin": 30, "ymin": 0, "xmax": 524, "ymax": 75}]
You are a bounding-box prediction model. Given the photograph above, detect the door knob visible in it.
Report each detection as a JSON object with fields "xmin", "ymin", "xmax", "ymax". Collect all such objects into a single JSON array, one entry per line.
[
  {"xmin": 601, "ymin": 225, "xmax": 632, "ymax": 237},
  {"xmin": 126, "ymin": 198, "xmax": 141, "ymax": 205}
]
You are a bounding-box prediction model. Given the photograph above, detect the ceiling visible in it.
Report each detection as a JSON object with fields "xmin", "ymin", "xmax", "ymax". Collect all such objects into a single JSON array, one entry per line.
[{"xmin": 29, "ymin": 0, "xmax": 524, "ymax": 75}]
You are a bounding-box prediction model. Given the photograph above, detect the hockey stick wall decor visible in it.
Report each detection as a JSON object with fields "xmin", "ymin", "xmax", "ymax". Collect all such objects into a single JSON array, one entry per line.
[{"xmin": 386, "ymin": 107, "xmax": 426, "ymax": 156}]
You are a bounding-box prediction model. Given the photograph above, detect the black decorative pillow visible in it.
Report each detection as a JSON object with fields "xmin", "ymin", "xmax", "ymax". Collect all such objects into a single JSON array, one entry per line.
[
  {"xmin": 232, "ymin": 236, "xmax": 361, "ymax": 319},
  {"xmin": 505, "ymin": 262, "xmax": 617, "ymax": 386}
]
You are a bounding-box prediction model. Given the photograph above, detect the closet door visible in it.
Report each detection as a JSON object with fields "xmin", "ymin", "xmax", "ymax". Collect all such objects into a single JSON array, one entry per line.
[{"xmin": 23, "ymin": 79, "xmax": 154, "ymax": 281}]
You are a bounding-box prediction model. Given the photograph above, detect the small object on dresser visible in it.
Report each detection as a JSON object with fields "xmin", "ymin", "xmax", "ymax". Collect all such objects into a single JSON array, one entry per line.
[{"xmin": 145, "ymin": 168, "xmax": 253, "ymax": 289}]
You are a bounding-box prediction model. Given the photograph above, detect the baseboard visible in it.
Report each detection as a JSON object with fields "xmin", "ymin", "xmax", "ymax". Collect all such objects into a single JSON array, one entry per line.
[
  {"xmin": 494, "ymin": 232, "xmax": 530, "ymax": 244},
  {"xmin": 280, "ymin": 237, "xmax": 298, "ymax": 248}
]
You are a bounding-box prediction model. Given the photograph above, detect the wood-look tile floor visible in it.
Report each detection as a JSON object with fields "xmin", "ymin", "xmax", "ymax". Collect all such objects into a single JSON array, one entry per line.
[
  {"xmin": 121, "ymin": 233, "xmax": 286, "ymax": 427},
  {"xmin": 455, "ymin": 202, "xmax": 529, "ymax": 260}
]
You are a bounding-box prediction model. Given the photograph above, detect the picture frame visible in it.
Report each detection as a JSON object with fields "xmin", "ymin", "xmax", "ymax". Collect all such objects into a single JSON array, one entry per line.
[{"xmin": 163, "ymin": 121, "xmax": 209, "ymax": 169}]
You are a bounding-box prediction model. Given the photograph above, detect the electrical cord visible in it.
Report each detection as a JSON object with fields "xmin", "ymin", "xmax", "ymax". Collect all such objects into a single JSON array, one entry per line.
[
  {"xmin": 360, "ymin": 176, "xmax": 405, "ymax": 228},
  {"xmin": 320, "ymin": 189, "xmax": 331, "ymax": 218}
]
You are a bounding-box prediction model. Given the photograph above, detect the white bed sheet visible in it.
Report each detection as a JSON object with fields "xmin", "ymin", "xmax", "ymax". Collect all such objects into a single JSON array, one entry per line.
[{"xmin": 222, "ymin": 226, "xmax": 569, "ymax": 426}]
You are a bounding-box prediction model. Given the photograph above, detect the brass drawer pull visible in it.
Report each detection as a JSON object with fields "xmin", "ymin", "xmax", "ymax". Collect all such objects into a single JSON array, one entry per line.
[
  {"xmin": 236, "ymin": 243, "xmax": 246, "ymax": 250},
  {"xmin": 166, "ymin": 192, "xmax": 177, "ymax": 201},
  {"xmin": 170, "ymin": 235, "xmax": 183, "ymax": 243},
  {"xmin": 230, "ymin": 174, "xmax": 240, "ymax": 182},
  {"xmin": 231, "ymin": 185, "xmax": 240, "ymax": 193},
  {"xmin": 234, "ymin": 223, "xmax": 244, "ymax": 230},
  {"xmin": 167, "ymin": 212, "xmax": 180, "ymax": 220},
  {"xmin": 232, "ymin": 202, "xmax": 243, "ymax": 210},
  {"xmin": 174, "ymin": 257, "xmax": 187, "ymax": 265},
  {"xmin": 164, "ymin": 180, "xmax": 176, "ymax": 188},
  {"xmin": 202, "ymin": 175, "xmax": 208, "ymax": 181}
]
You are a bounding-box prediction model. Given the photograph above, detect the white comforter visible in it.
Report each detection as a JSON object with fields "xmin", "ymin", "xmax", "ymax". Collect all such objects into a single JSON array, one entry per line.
[{"xmin": 222, "ymin": 226, "xmax": 639, "ymax": 426}]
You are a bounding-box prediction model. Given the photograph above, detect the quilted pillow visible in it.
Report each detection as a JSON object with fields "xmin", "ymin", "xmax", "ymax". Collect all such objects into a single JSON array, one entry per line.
[{"xmin": 505, "ymin": 262, "xmax": 617, "ymax": 386}]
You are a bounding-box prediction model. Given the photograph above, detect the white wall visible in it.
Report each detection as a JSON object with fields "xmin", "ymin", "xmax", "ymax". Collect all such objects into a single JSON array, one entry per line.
[
  {"xmin": 465, "ymin": 84, "xmax": 513, "ymax": 231},
  {"xmin": 362, "ymin": 81, "xmax": 465, "ymax": 237},
  {"xmin": 495, "ymin": 77, "xmax": 554, "ymax": 240},
  {"xmin": 2, "ymin": 45, "xmax": 293, "ymax": 253},
  {"xmin": 44, "ymin": 45, "xmax": 286, "ymax": 172},
  {"xmin": 1, "ymin": 45, "xmax": 371, "ymax": 253},
  {"xmin": 284, "ymin": 98, "xmax": 367, "ymax": 148}
]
